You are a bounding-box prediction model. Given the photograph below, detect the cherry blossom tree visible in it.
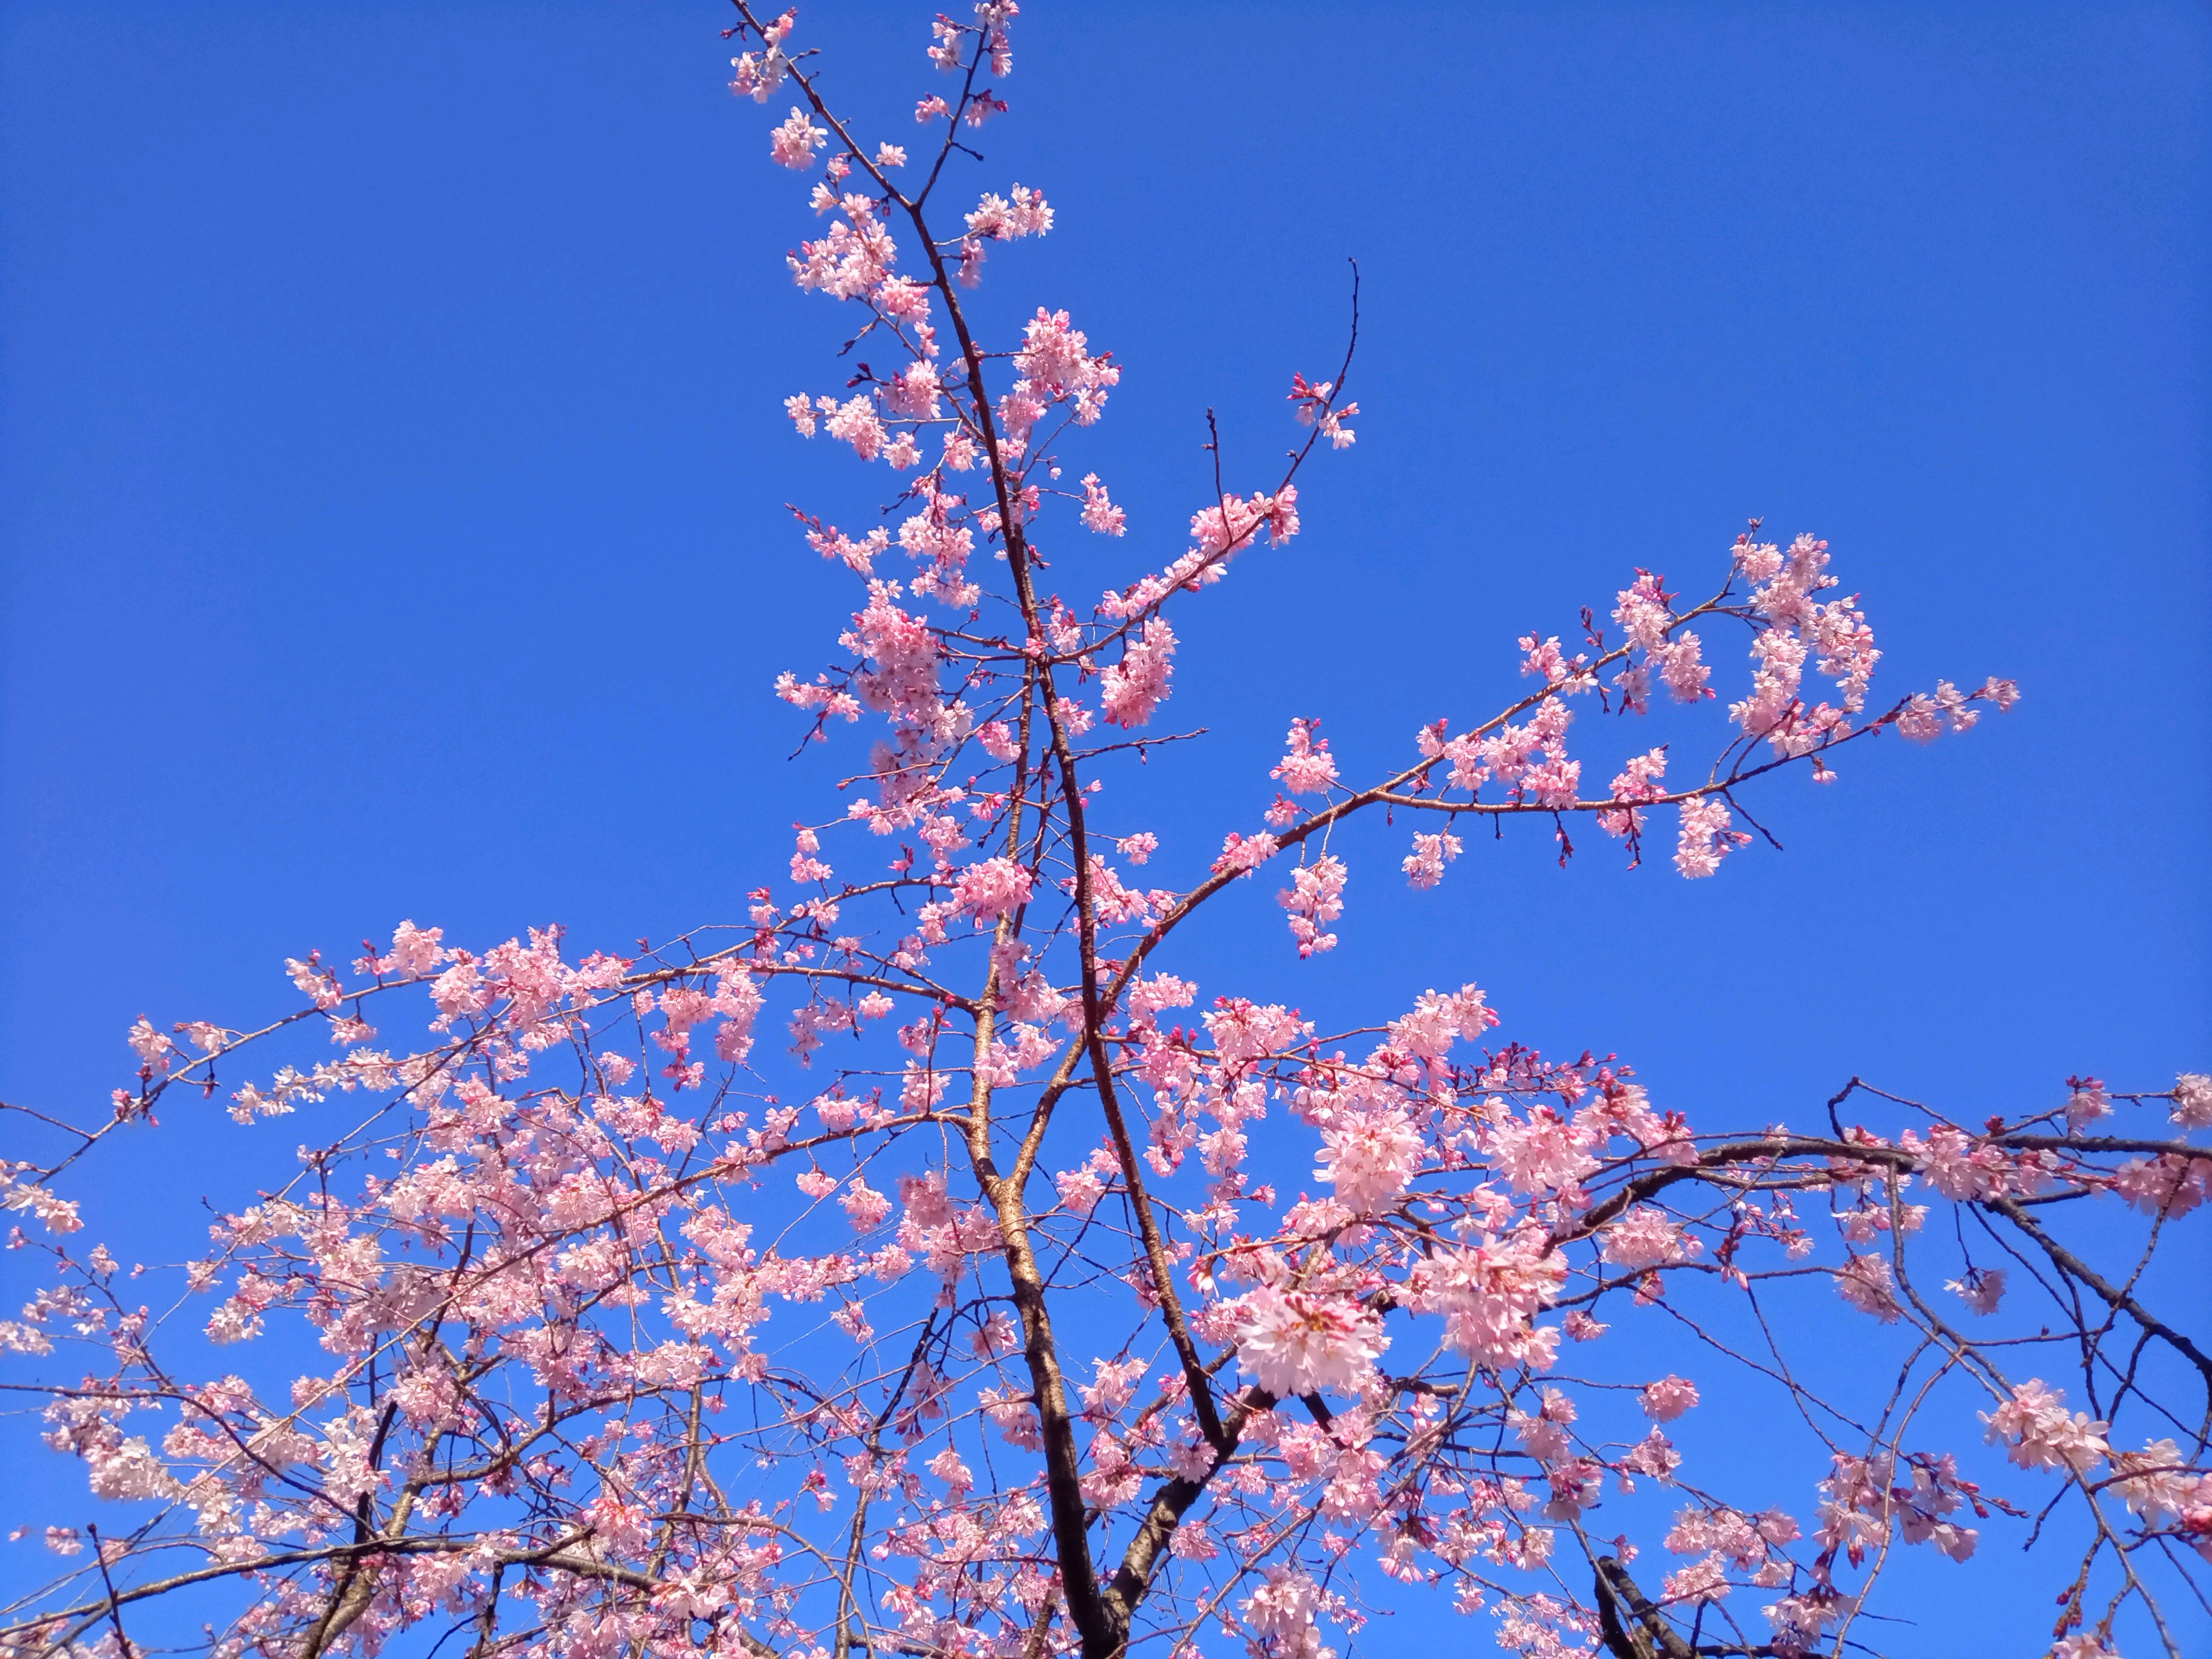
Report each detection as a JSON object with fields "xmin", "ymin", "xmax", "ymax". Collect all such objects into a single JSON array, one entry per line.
[{"xmin": 3, "ymin": 9, "xmax": 2205, "ymax": 1659}]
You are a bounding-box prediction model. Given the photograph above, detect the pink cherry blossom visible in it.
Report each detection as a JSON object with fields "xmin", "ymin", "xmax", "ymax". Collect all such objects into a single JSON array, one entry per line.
[
  {"xmin": 1641, "ymin": 1376, "xmax": 1701, "ymax": 1421},
  {"xmin": 1835, "ymin": 1252, "xmax": 1904, "ymax": 1321},
  {"xmin": 1315, "ymin": 1107, "xmax": 1424, "ymax": 1211},
  {"xmin": 953, "ymin": 856, "xmax": 1033, "ymax": 924},
  {"xmin": 1272, "ymin": 719, "xmax": 1338, "ymax": 795},
  {"xmin": 1232, "ymin": 1285, "xmax": 1386, "ymax": 1397},
  {"xmin": 1278, "ymin": 854, "xmax": 1347, "ymax": 957},
  {"xmin": 1100, "ymin": 617, "xmax": 1176, "ymax": 727},
  {"xmin": 1674, "ymin": 796, "xmax": 1748, "ymax": 878},
  {"xmin": 1401, "ymin": 830, "xmax": 1462, "ymax": 888},
  {"xmin": 1945, "ymin": 1265, "xmax": 2008, "ymax": 1314},
  {"xmin": 1599, "ymin": 1207, "xmax": 1703, "ymax": 1270},
  {"xmin": 1078, "ymin": 472, "xmax": 1125, "ymax": 535},
  {"xmin": 769, "ymin": 105, "xmax": 829, "ymax": 169},
  {"xmin": 1983, "ymin": 1380, "xmax": 2111, "ymax": 1474},
  {"xmin": 2172, "ymin": 1071, "xmax": 2212, "ymax": 1129}
]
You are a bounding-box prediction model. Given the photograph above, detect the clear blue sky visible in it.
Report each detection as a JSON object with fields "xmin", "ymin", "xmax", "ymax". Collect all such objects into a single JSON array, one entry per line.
[{"xmin": 2, "ymin": 3, "xmax": 2207, "ymax": 1654}]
